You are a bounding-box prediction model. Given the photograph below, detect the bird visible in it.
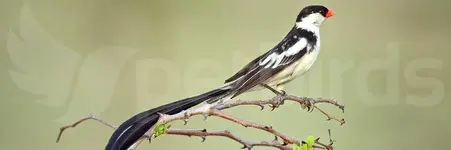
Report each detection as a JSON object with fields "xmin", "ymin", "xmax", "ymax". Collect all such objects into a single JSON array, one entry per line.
[{"xmin": 105, "ymin": 5, "xmax": 334, "ymax": 150}]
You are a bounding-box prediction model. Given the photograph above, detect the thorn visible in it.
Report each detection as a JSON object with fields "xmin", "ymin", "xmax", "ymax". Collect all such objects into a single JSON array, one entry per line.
[
  {"xmin": 282, "ymin": 142, "xmax": 288, "ymax": 146},
  {"xmin": 201, "ymin": 136, "xmax": 206, "ymax": 142},
  {"xmin": 301, "ymin": 141, "xmax": 307, "ymax": 145},
  {"xmin": 264, "ymin": 126, "xmax": 272, "ymax": 129},
  {"xmin": 339, "ymin": 103, "xmax": 345, "ymax": 113},
  {"xmin": 183, "ymin": 111, "xmax": 190, "ymax": 125},
  {"xmin": 148, "ymin": 137, "xmax": 152, "ymax": 143},
  {"xmin": 202, "ymin": 114, "xmax": 208, "ymax": 121},
  {"xmin": 273, "ymin": 136, "xmax": 278, "ymax": 141},
  {"xmin": 315, "ymin": 137, "xmax": 321, "ymax": 142},
  {"xmin": 224, "ymin": 130, "xmax": 231, "ymax": 134},
  {"xmin": 270, "ymin": 106, "xmax": 276, "ymax": 111},
  {"xmin": 199, "ymin": 129, "xmax": 207, "ymax": 142},
  {"xmin": 328, "ymin": 129, "xmax": 334, "ymax": 144},
  {"xmin": 241, "ymin": 145, "xmax": 252, "ymax": 150},
  {"xmin": 259, "ymin": 104, "xmax": 264, "ymax": 110}
]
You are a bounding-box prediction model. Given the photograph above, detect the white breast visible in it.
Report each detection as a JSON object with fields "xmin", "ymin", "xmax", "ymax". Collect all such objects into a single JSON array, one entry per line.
[
  {"xmin": 265, "ymin": 41, "xmax": 320, "ymax": 87},
  {"xmin": 291, "ymin": 23, "xmax": 321, "ymax": 78},
  {"xmin": 291, "ymin": 45, "xmax": 320, "ymax": 77}
]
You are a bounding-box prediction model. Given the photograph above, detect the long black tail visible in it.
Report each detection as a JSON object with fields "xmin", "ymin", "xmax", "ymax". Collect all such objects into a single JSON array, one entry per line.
[{"xmin": 105, "ymin": 88, "xmax": 230, "ymax": 150}]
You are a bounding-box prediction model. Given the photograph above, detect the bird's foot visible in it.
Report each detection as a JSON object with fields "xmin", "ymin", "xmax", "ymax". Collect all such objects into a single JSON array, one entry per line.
[
  {"xmin": 300, "ymin": 97, "xmax": 315, "ymax": 112},
  {"xmin": 269, "ymin": 95, "xmax": 287, "ymax": 111},
  {"xmin": 261, "ymin": 84, "xmax": 287, "ymax": 107}
]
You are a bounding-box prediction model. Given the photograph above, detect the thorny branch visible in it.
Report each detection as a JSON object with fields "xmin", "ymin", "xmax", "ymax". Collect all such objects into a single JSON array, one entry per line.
[{"xmin": 56, "ymin": 94, "xmax": 344, "ymax": 150}]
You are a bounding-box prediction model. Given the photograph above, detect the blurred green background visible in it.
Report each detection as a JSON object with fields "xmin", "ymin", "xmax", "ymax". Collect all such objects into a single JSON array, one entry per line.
[{"xmin": 0, "ymin": 0, "xmax": 450, "ymax": 150}]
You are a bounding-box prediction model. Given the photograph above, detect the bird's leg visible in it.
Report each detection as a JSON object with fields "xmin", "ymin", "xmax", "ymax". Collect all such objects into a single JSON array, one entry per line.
[
  {"xmin": 261, "ymin": 84, "xmax": 286, "ymax": 110},
  {"xmin": 261, "ymin": 84, "xmax": 286, "ymax": 96}
]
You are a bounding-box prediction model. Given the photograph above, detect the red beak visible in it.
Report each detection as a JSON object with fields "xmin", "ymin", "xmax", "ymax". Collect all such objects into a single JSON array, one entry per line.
[{"xmin": 326, "ymin": 9, "xmax": 334, "ymax": 18}]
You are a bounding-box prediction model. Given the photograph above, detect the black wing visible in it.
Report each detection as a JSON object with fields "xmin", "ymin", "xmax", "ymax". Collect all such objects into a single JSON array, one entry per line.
[
  {"xmin": 224, "ymin": 53, "xmax": 267, "ymax": 84},
  {"xmin": 228, "ymin": 27, "xmax": 316, "ymax": 98},
  {"xmin": 225, "ymin": 27, "xmax": 298, "ymax": 84}
]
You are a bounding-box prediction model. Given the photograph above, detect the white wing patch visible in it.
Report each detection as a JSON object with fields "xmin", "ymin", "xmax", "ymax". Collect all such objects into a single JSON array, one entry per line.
[
  {"xmin": 259, "ymin": 38, "xmax": 308, "ymax": 69},
  {"xmin": 285, "ymin": 38, "xmax": 307, "ymax": 56},
  {"xmin": 259, "ymin": 53, "xmax": 278, "ymax": 68}
]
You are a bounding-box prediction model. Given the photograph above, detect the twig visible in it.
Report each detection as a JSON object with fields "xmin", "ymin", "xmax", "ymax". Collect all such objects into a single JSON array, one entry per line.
[
  {"xmin": 153, "ymin": 94, "xmax": 344, "ymax": 142},
  {"xmin": 215, "ymin": 95, "xmax": 345, "ymax": 125},
  {"xmin": 56, "ymin": 115, "xmax": 334, "ymax": 150},
  {"xmin": 56, "ymin": 114, "xmax": 151, "ymax": 150},
  {"xmin": 165, "ymin": 129, "xmax": 292, "ymax": 150},
  {"xmin": 209, "ymin": 109, "xmax": 298, "ymax": 145},
  {"xmin": 56, "ymin": 95, "xmax": 343, "ymax": 150},
  {"xmin": 56, "ymin": 114, "xmax": 118, "ymax": 143}
]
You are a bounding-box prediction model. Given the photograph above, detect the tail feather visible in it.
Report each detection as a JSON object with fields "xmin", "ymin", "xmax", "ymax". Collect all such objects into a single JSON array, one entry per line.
[{"xmin": 105, "ymin": 88, "xmax": 230, "ymax": 150}]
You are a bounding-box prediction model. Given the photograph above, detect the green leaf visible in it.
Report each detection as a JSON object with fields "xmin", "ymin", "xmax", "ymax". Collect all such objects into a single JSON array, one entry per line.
[
  {"xmin": 300, "ymin": 143, "xmax": 308, "ymax": 150},
  {"xmin": 292, "ymin": 144, "xmax": 300, "ymax": 150},
  {"xmin": 306, "ymin": 136, "xmax": 315, "ymax": 147},
  {"xmin": 154, "ymin": 123, "xmax": 171, "ymax": 137},
  {"xmin": 294, "ymin": 136, "xmax": 315, "ymax": 150}
]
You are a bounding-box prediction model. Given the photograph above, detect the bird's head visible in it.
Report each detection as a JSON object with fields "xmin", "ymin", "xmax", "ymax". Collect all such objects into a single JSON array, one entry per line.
[{"xmin": 296, "ymin": 5, "xmax": 334, "ymax": 28}]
